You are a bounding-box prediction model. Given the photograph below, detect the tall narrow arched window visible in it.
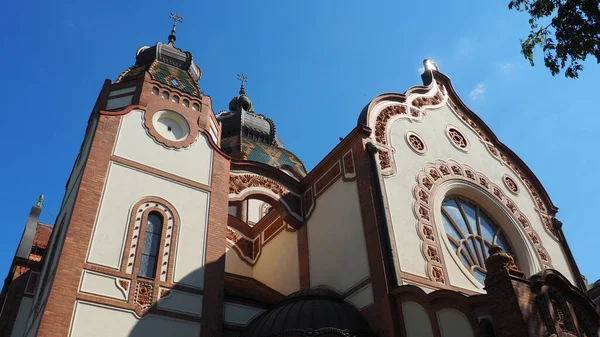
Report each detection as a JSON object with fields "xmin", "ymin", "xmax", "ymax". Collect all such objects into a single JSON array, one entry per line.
[
  {"xmin": 139, "ymin": 212, "xmax": 163, "ymax": 278},
  {"xmin": 441, "ymin": 197, "xmax": 514, "ymax": 285}
]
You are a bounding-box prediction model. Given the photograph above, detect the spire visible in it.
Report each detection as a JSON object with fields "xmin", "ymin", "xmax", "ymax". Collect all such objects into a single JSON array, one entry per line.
[
  {"xmin": 168, "ymin": 13, "xmax": 183, "ymax": 45},
  {"xmin": 237, "ymin": 73, "xmax": 248, "ymax": 95},
  {"xmin": 36, "ymin": 194, "xmax": 44, "ymax": 208}
]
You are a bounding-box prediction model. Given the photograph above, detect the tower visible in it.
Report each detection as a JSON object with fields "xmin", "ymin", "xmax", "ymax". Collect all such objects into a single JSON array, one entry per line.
[{"xmin": 19, "ymin": 15, "xmax": 231, "ymax": 337}]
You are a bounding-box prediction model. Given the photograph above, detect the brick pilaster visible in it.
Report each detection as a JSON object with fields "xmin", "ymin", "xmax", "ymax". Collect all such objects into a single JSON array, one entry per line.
[{"xmin": 200, "ymin": 151, "xmax": 230, "ymax": 337}]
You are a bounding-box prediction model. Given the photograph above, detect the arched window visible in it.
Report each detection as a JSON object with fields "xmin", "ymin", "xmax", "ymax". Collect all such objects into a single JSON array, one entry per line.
[
  {"xmin": 441, "ymin": 197, "xmax": 514, "ymax": 285},
  {"xmin": 139, "ymin": 212, "xmax": 163, "ymax": 278}
]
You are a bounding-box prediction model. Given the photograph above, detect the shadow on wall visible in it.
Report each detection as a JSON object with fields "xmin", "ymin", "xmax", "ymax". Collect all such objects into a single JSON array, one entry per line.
[
  {"xmin": 69, "ymin": 255, "xmax": 227, "ymax": 337},
  {"xmin": 0, "ymin": 269, "xmax": 37, "ymax": 337}
]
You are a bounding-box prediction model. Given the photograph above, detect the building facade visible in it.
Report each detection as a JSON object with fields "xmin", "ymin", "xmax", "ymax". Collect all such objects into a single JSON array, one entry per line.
[{"xmin": 1, "ymin": 23, "xmax": 599, "ymax": 337}]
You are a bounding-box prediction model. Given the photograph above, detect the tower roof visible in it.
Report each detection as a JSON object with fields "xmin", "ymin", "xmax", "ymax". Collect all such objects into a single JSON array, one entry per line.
[
  {"xmin": 116, "ymin": 14, "xmax": 202, "ymax": 97},
  {"xmin": 216, "ymin": 77, "xmax": 307, "ymax": 176}
]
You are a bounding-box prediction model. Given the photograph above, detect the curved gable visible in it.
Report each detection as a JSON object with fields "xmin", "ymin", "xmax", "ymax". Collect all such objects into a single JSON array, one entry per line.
[{"xmin": 359, "ymin": 63, "xmax": 579, "ymax": 291}]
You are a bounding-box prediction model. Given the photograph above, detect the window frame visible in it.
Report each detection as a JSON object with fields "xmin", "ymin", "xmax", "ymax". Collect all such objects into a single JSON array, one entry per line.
[
  {"xmin": 137, "ymin": 211, "xmax": 164, "ymax": 279},
  {"xmin": 441, "ymin": 196, "xmax": 517, "ymax": 285},
  {"xmin": 122, "ymin": 199, "xmax": 179, "ymax": 285}
]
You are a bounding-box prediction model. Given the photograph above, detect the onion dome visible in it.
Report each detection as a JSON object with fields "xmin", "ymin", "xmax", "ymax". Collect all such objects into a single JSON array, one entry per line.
[
  {"xmin": 216, "ymin": 77, "xmax": 308, "ymax": 177},
  {"xmin": 116, "ymin": 14, "xmax": 202, "ymax": 97},
  {"xmin": 241, "ymin": 288, "xmax": 376, "ymax": 337}
]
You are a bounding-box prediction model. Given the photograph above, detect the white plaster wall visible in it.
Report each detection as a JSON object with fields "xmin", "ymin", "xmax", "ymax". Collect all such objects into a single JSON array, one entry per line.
[
  {"xmin": 382, "ymin": 103, "xmax": 574, "ymax": 288},
  {"xmin": 253, "ymin": 230, "xmax": 300, "ymax": 295},
  {"xmin": 10, "ymin": 297, "xmax": 32, "ymax": 337},
  {"xmin": 307, "ymin": 179, "xmax": 370, "ymax": 293},
  {"xmin": 223, "ymin": 302, "xmax": 264, "ymax": 326},
  {"xmin": 247, "ymin": 199, "xmax": 263, "ymax": 224},
  {"xmin": 345, "ymin": 283, "xmax": 374, "ymax": 310},
  {"xmin": 79, "ymin": 270, "xmax": 127, "ymax": 301},
  {"xmin": 114, "ymin": 109, "xmax": 213, "ymax": 186},
  {"xmin": 87, "ymin": 163, "xmax": 209, "ymax": 289},
  {"xmin": 401, "ymin": 302, "xmax": 434, "ymax": 337},
  {"xmin": 225, "ymin": 246, "xmax": 253, "ymax": 278},
  {"xmin": 157, "ymin": 290, "xmax": 203, "ymax": 317},
  {"xmin": 69, "ymin": 301, "xmax": 201, "ymax": 337},
  {"xmin": 436, "ymin": 309, "xmax": 474, "ymax": 337}
]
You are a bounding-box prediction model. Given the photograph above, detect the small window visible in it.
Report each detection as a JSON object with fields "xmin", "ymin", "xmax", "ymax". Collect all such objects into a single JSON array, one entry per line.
[
  {"xmin": 162, "ymin": 92, "xmax": 169, "ymax": 99},
  {"xmin": 182, "ymin": 99, "xmax": 190, "ymax": 107},
  {"xmin": 172, "ymin": 95, "xmax": 179, "ymax": 103},
  {"xmin": 192, "ymin": 103, "xmax": 200, "ymax": 111},
  {"xmin": 151, "ymin": 87, "xmax": 159, "ymax": 95},
  {"xmin": 139, "ymin": 212, "xmax": 163, "ymax": 278}
]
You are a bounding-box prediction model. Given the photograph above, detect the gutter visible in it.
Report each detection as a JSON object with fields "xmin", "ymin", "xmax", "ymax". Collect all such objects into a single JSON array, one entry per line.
[
  {"xmin": 553, "ymin": 218, "xmax": 588, "ymax": 291},
  {"xmin": 366, "ymin": 142, "xmax": 398, "ymax": 289}
]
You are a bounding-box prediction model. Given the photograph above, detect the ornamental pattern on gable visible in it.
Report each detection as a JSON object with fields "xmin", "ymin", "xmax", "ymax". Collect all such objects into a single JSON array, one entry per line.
[
  {"xmin": 446, "ymin": 100, "xmax": 558, "ymax": 241},
  {"xmin": 413, "ymin": 160, "xmax": 552, "ymax": 285},
  {"xmin": 368, "ymin": 80, "xmax": 447, "ymax": 174},
  {"xmin": 229, "ymin": 173, "xmax": 303, "ymax": 224},
  {"xmin": 365, "ymin": 77, "xmax": 558, "ymax": 242},
  {"xmin": 226, "ymin": 216, "xmax": 296, "ymax": 266}
]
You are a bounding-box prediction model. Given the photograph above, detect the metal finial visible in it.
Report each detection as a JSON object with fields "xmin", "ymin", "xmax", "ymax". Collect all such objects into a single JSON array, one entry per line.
[
  {"xmin": 168, "ymin": 13, "xmax": 183, "ymax": 45},
  {"xmin": 237, "ymin": 73, "xmax": 248, "ymax": 95},
  {"xmin": 36, "ymin": 195, "xmax": 44, "ymax": 208}
]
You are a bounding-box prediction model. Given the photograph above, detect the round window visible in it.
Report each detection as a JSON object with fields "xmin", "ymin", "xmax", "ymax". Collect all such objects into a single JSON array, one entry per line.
[
  {"xmin": 441, "ymin": 197, "xmax": 515, "ymax": 285},
  {"xmin": 152, "ymin": 110, "xmax": 190, "ymax": 142}
]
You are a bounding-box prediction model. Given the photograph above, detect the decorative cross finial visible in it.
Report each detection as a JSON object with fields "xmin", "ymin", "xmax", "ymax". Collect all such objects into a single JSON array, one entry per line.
[
  {"xmin": 36, "ymin": 195, "xmax": 44, "ymax": 208},
  {"xmin": 168, "ymin": 13, "xmax": 183, "ymax": 45},
  {"xmin": 237, "ymin": 73, "xmax": 248, "ymax": 94}
]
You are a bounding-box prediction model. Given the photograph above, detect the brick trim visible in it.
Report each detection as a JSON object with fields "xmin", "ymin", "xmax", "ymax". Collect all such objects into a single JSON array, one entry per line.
[
  {"xmin": 412, "ymin": 159, "xmax": 551, "ymax": 287},
  {"xmin": 111, "ymin": 156, "xmax": 211, "ymax": 191},
  {"xmin": 35, "ymin": 114, "xmax": 121, "ymax": 337},
  {"xmin": 199, "ymin": 146, "xmax": 230, "ymax": 337}
]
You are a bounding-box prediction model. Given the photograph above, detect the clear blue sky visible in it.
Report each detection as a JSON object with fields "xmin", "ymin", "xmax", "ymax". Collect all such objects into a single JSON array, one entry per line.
[{"xmin": 1, "ymin": 0, "xmax": 598, "ymax": 283}]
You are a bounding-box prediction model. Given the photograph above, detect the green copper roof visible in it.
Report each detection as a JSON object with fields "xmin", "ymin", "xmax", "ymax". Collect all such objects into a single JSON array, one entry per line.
[{"xmin": 241, "ymin": 137, "xmax": 307, "ymax": 176}]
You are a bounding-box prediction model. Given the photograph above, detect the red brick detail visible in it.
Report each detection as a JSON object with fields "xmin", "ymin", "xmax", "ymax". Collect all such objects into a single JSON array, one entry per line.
[
  {"xmin": 342, "ymin": 150, "xmax": 356, "ymax": 181},
  {"xmin": 35, "ymin": 114, "xmax": 122, "ymax": 337},
  {"xmin": 413, "ymin": 159, "xmax": 552, "ymax": 285},
  {"xmin": 200, "ymin": 147, "xmax": 231, "ymax": 337},
  {"xmin": 226, "ymin": 210, "xmax": 295, "ymax": 266},
  {"xmin": 314, "ymin": 161, "xmax": 342, "ymax": 197},
  {"xmin": 112, "ymin": 155, "xmax": 211, "ymax": 191},
  {"xmin": 229, "ymin": 173, "xmax": 302, "ymax": 228},
  {"xmin": 352, "ymin": 134, "xmax": 396, "ymax": 336},
  {"xmin": 303, "ymin": 187, "xmax": 314, "ymax": 218},
  {"xmin": 447, "ymin": 100, "xmax": 558, "ymax": 240}
]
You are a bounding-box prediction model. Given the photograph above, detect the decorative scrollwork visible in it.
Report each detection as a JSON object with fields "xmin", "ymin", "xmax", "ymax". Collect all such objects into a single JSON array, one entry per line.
[
  {"xmin": 230, "ymin": 174, "xmax": 288, "ymax": 196},
  {"xmin": 414, "ymin": 160, "xmax": 552, "ymax": 284}
]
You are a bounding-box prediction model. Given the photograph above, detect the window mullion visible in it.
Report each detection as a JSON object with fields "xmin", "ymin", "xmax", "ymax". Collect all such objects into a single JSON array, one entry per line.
[{"xmin": 457, "ymin": 200, "xmax": 485, "ymax": 268}]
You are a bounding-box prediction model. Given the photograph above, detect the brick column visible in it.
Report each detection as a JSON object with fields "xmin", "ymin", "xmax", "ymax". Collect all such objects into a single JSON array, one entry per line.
[
  {"xmin": 200, "ymin": 151, "xmax": 230, "ymax": 337},
  {"xmin": 484, "ymin": 245, "xmax": 544, "ymax": 337}
]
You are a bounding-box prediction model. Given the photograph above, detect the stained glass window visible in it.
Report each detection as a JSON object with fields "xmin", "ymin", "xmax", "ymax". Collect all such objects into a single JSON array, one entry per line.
[
  {"xmin": 139, "ymin": 212, "xmax": 163, "ymax": 279},
  {"xmin": 441, "ymin": 197, "xmax": 515, "ymax": 285}
]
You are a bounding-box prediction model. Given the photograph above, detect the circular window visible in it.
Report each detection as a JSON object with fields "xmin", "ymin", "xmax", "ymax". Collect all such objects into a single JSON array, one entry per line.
[
  {"xmin": 446, "ymin": 125, "xmax": 470, "ymax": 152},
  {"xmin": 441, "ymin": 197, "xmax": 515, "ymax": 285},
  {"xmin": 405, "ymin": 131, "xmax": 427, "ymax": 154},
  {"xmin": 152, "ymin": 111, "xmax": 190, "ymax": 142}
]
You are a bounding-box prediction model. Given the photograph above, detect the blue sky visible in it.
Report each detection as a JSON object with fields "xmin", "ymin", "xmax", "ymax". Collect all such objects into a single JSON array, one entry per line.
[{"xmin": 1, "ymin": 0, "xmax": 598, "ymax": 283}]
